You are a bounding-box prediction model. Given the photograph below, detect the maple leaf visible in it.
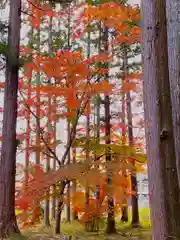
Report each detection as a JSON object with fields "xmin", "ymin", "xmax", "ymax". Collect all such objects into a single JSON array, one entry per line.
[{"xmin": 120, "ymin": 82, "xmax": 137, "ymax": 92}]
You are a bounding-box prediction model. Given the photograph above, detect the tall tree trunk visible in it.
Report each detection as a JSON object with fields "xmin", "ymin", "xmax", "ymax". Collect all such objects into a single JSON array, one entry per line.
[
  {"xmin": 104, "ymin": 27, "xmax": 116, "ymax": 234},
  {"xmin": 84, "ymin": 26, "xmax": 91, "ymax": 232},
  {"xmin": 142, "ymin": 0, "xmax": 180, "ymax": 238},
  {"xmin": 120, "ymin": 58, "xmax": 128, "ymax": 223},
  {"xmin": 51, "ymin": 9, "xmax": 59, "ymax": 222},
  {"xmin": 66, "ymin": 5, "xmax": 71, "ymax": 222},
  {"xmin": 85, "ymin": 109, "xmax": 90, "ymax": 231},
  {"xmin": 127, "ymin": 92, "xmax": 139, "ymax": 227},
  {"xmin": 25, "ymin": 26, "xmax": 33, "ymax": 186},
  {"xmin": 124, "ymin": 49, "xmax": 139, "ymax": 227},
  {"xmin": 51, "ymin": 97, "xmax": 57, "ymax": 220},
  {"xmin": 94, "ymin": 24, "xmax": 101, "ymax": 232},
  {"xmin": 44, "ymin": 15, "xmax": 53, "ymax": 227},
  {"xmin": 94, "ymin": 97, "xmax": 101, "ymax": 232},
  {"xmin": 36, "ymin": 27, "xmax": 41, "ymax": 165},
  {"xmin": 66, "ymin": 124, "xmax": 71, "ymax": 222},
  {"xmin": 34, "ymin": 26, "xmax": 41, "ymax": 224},
  {"xmin": 0, "ymin": 0, "xmax": 21, "ymax": 237},
  {"xmin": 165, "ymin": 0, "xmax": 180, "ymax": 186}
]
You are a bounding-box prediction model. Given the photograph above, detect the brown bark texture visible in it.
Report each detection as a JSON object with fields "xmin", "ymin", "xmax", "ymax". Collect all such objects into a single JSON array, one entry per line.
[
  {"xmin": 44, "ymin": 15, "xmax": 53, "ymax": 227},
  {"xmin": 103, "ymin": 27, "xmax": 116, "ymax": 234},
  {"xmin": 55, "ymin": 181, "xmax": 66, "ymax": 234},
  {"xmin": 66, "ymin": 6, "xmax": 71, "ymax": 223},
  {"xmin": 120, "ymin": 51, "xmax": 128, "ymax": 223},
  {"xmin": 0, "ymin": 0, "xmax": 21, "ymax": 237},
  {"xmin": 66, "ymin": 129, "xmax": 71, "ymax": 222},
  {"xmin": 142, "ymin": 0, "xmax": 180, "ymax": 239},
  {"xmin": 124, "ymin": 49, "xmax": 140, "ymax": 227},
  {"xmin": 165, "ymin": 0, "xmax": 180, "ymax": 186}
]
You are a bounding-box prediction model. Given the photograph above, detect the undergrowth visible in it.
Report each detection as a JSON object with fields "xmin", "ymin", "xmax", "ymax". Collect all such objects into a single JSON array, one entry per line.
[{"xmin": 10, "ymin": 208, "xmax": 151, "ymax": 240}]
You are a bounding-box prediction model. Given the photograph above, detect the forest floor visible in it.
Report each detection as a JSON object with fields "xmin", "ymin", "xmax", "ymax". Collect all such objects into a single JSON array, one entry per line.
[{"xmin": 11, "ymin": 208, "xmax": 151, "ymax": 240}]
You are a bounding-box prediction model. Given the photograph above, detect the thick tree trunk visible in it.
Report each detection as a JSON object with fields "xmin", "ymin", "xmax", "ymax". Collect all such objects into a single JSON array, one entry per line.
[
  {"xmin": 142, "ymin": 0, "xmax": 180, "ymax": 239},
  {"xmin": 165, "ymin": 0, "xmax": 180, "ymax": 186},
  {"xmin": 0, "ymin": 0, "xmax": 21, "ymax": 237}
]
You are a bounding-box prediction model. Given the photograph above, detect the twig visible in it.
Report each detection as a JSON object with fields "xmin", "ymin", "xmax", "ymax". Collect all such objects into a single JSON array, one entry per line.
[
  {"xmin": 19, "ymin": 90, "xmax": 61, "ymax": 166},
  {"xmin": 27, "ymin": 0, "xmax": 45, "ymax": 12}
]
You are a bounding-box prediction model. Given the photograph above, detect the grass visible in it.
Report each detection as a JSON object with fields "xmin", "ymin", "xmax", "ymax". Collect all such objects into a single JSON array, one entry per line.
[{"xmin": 10, "ymin": 208, "xmax": 151, "ymax": 240}]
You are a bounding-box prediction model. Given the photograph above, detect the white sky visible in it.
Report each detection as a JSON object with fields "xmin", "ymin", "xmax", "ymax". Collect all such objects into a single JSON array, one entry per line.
[{"xmin": 129, "ymin": 0, "xmax": 140, "ymax": 4}]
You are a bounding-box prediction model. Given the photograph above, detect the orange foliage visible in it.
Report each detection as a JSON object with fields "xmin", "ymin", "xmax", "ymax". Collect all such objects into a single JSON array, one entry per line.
[
  {"xmin": 72, "ymin": 2, "xmax": 140, "ymax": 44},
  {"xmin": 14, "ymin": 0, "xmax": 144, "ymax": 228}
]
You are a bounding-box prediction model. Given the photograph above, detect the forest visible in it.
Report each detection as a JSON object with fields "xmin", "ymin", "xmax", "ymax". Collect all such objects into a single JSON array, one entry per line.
[{"xmin": 0, "ymin": 0, "xmax": 179, "ymax": 239}]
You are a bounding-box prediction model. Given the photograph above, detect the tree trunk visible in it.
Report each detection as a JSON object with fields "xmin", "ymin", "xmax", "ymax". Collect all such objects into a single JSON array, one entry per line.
[
  {"xmin": 94, "ymin": 95, "xmax": 100, "ymax": 232},
  {"xmin": 34, "ymin": 25, "xmax": 41, "ymax": 225},
  {"xmin": 35, "ymin": 27, "xmax": 41, "ymax": 165},
  {"xmin": 44, "ymin": 15, "xmax": 53, "ymax": 228},
  {"xmin": 165, "ymin": 0, "xmax": 180, "ymax": 186},
  {"xmin": 142, "ymin": 0, "xmax": 180, "ymax": 239},
  {"xmin": 66, "ymin": 5, "xmax": 71, "ymax": 223},
  {"xmin": 72, "ymin": 148, "xmax": 78, "ymax": 221},
  {"xmin": 0, "ymin": 0, "xmax": 21, "ymax": 237},
  {"xmin": 55, "ymin": 182, "xmax": 66, "ymax": 234},
  {"xmin": 66, "ymin": 122, "xmax": 71, "ymax": 222},
  {"xmin": 104, "ymin": 27, "xmax": 116, "ymax": 234},
  {"xmin": 124, "ymin": 49, "xmax": 140, "ymax": 227},
  {"xmin": 51, "ymin": 27, "xmax": 57, "ymax": 222},
  {"xmin": 85, "ymin": 109, "xmax": 90, "ymax": 231},
  {"xmin": 120, "ymin": 59, "xmax": 128, "ymax": 223},
  {"xmin": 51, "ymin": 82, "xmax": 57, "ymax": 220},
  {"xmin": 94, "ymin": 24, "xmax": 102, "ymax": 232},
  {"xmin": 84, "ymin": 27, "xmax": 91, "ymax": 232},
  {"xmin": 25, "ymin": 26, "xmax": 33, "ymax": 186}
]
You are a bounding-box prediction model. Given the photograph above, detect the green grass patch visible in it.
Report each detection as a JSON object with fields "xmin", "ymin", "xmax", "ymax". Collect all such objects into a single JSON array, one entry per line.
[{"xmin": 16, "ymin": 208, "xmax": 151, "ymax": 240}]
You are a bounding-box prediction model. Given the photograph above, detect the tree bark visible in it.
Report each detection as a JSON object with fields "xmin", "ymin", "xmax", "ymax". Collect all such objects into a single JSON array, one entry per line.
[
  {"xmin": 120, "ymin": 55, "xmax": 128, "ymax": 223},
  {"xmin": 66, "ymin": 5, "xmax": 71, "ymax": 223},
  {"xmin": 25, "ymin": 26, "xmax": 33, "ymax": 186},
  {"xmin": 142, "ymin": 0, "xmax": 180, "ymax": 239},
  {"xmin": 84, "ymin": 25, "xmax": 91, "ymax": 232},
  {"xmin": 104, "ymin": 27, "xmax": 116, "ymax": 234},
  {"xmin": 165, "ymin": 0, "xmax": 180, "ymax": 186},
  {"xmin": 55, "ymin": 181, "xmax": 66, "ymax": 234},
  {"xmin": 0, "ymin": 0, "xmax": 21, "ymax": 237},
  {"xmin": 51, "ymin": 89, "xmax": 57, "ymax": 220},
  {"xmin": 44, "ymin": 15, "xmax": 53, "ymax": 228},
  {"xmin": 72, "ymin": 148, "xmax": 78, "ymax": 221},
  {"xmin": 124, "ymin": 49, "xmax": 140, "ymax": 227},
  {"xmin": 94, "ymin": 24, "xmax": 101, "ymax": 232},
  {"xmin": 66, "ymin": 122, "xmax": 71, "ymax": 222},
  {"xmin": 34, "ymin": 22, "xmax": 41, "ymax": 225}
]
